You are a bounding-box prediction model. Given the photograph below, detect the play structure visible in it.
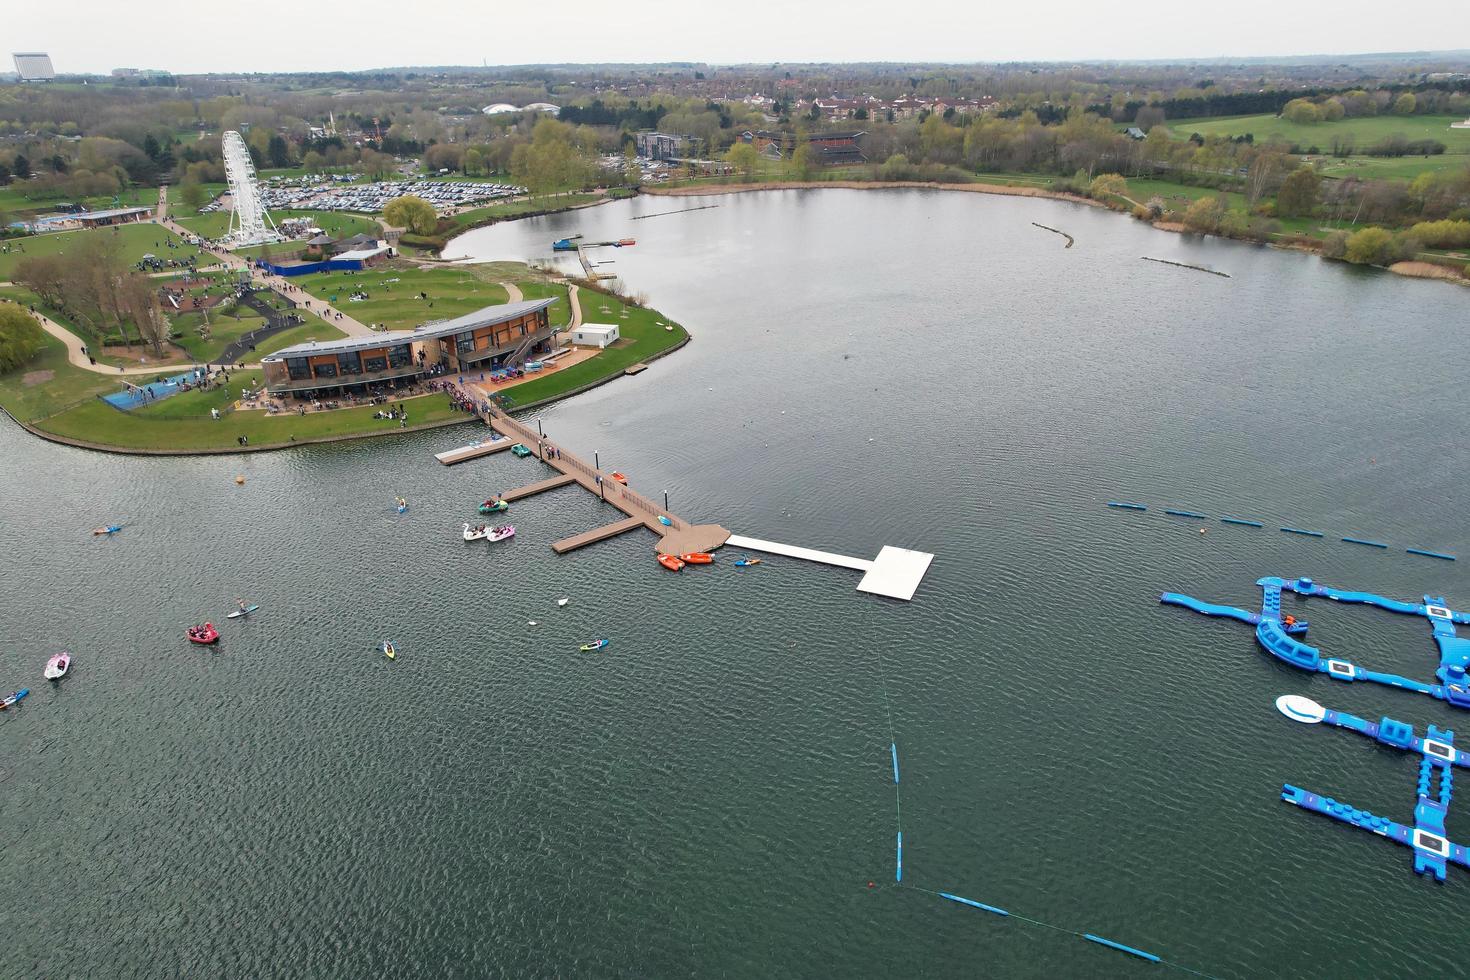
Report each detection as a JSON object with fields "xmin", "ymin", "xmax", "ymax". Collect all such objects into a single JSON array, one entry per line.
[
  {"xmin": 1277, "ymin": 694, "xmax": 1470, "ymax": 880},
  {"xmin": 1163, "ymin": 577, "xmax": 1470, "ymax": 708}
]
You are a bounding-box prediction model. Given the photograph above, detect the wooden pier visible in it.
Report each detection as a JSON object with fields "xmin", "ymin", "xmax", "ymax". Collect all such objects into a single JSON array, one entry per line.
[
  {"xmin": 479, "ymin": 401, "xmax": 731, "ymax": 552},
  {"xmin": 551, "ymin": 516, "xmax": 648, "ymax": 554},
  {"xmin": 439, "ymin": 400, "xmax": 935, "ymax": 600},
  {"xmin": 435, "ymin": 436, "xmax": 514, "ymax": 465},
  {"xmin": 499, "ymin": 473, "xmax": 576, "ymax": 502}
]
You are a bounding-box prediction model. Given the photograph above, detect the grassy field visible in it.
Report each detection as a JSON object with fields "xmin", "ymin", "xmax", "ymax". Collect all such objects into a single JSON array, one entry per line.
[
  {"xmin": 515, "ymin": 280, "xmax": 572, "ymax": 328},
  {"xmin": 0, "ymin": 222, "xmax": 197, "ymax": 280},
  {"xmin": 445, "ymin": 193, "xmax": 600, "ymax": 233},
  {"xmin": 171, "ymin": 209, "xmax": 380, "ymax": 241},
  {"xmin": 499, "ymin": 289, "xmax": 686, "ymax": 408},
  {"xmin": 0, "ymin": 185, "xmax": 160, "ymax": 217},
  {"xmin": 289, "ymin": 266, "xmax": 511, "ymax": 329},
  {"xmin": 34, "ymin": 389, "xmax": 466, "ymax": 451},
  {"xmin": 0, "ymin": 331, "xmax": 122, "ymax": 420},
  {"xmin": 1175, "ymin": 113, "xmax": 1470, "ymax": 152}
]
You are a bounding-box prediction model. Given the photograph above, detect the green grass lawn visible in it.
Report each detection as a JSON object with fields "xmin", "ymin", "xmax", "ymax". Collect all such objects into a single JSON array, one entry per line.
[
  {"xmin": 169, "ymin": 313, "xmax": 270, "ymax": 362},
  {"xmin": 289, "ymin": 266, "xmax": 510, "ymax": 330},
  {"xmin": 499, "ymin": 290, "xmax": 686, "ymax": 408},
  {"xmin": 0, "ymin": 330, "xmax": 121, "ymax": 421},
  {"xmin": 446, "ymin": 193, "xmax": 600, "ymax": 232},
  {"xmin": 515, "ymin": 281, "xmax": 572, "ymax": 328},
  {"xmin": 172, "ymin": 209, "xmax": 380, "ymax": 241},
  {"xmin": 1175, "ymin": 113, "xmax": 1470, "ymax": 152},
  {"xmin": 35, "ymin": 388, "xmax": 466, "ymax": 451},
  {"xmin": 0, "ymin": 222, "xmax": 197, "ymax": 280},
  {"xmin": 251, "ymin": 321, "xmax": 349, "ymax": 358}
]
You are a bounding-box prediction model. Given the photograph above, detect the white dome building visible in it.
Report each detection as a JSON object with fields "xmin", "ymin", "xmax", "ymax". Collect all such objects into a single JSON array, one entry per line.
[
  {"xmin": 523, "ymin": 103, "xmax": 561, "ymax": 117},
  {"xmin": 482, "ymin": 103, "xmax": 519, "ymax": 115}
]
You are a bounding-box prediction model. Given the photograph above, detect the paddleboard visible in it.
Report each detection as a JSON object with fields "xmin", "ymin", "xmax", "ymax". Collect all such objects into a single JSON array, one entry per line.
[{"xmin": 227, "ymin": 604, "xmax": 260, "ymax": 619}]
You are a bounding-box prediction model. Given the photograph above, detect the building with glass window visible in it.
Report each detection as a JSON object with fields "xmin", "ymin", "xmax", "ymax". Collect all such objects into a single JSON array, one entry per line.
[{"xmin": 260, "ymin": 298, "xmax": 557, "ymax": 399}]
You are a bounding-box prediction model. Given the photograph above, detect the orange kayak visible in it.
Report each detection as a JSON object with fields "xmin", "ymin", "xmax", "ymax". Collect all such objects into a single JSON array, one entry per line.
[
  {"xmin": 680, "ymin": 553, "xmax": 714, "ymax": 564},
  {"xmin": 610, "ymin": 471, "xmax": 628, "ymax": 484},
  {"xmin": 658, "ymin": 554, "xmax": 686, "ymax": 572}
]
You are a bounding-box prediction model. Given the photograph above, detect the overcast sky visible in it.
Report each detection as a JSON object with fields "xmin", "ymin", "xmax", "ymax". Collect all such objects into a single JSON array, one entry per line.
[{"xmin": 10, "ymin": 0, "xmax": 1469, "ymax": 75}]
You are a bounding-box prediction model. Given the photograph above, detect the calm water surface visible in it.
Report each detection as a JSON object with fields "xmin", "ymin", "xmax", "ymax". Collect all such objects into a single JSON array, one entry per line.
[{"xmin": 3, "ymin": 189, "xmax": 1467, "ymax": 978}]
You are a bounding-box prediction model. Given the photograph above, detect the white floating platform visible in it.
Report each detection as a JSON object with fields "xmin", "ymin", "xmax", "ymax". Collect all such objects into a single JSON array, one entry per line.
[
  {"xmin": 435, "ymin": 437, "xmax": 511, "ymax": 465},
  {"xmin": 857, "ymin": 546, "xmax": 936, "ymax": 601},
  {"xmin": 723, "ymin": 535, "xmax": 934, "ymax": 601}
]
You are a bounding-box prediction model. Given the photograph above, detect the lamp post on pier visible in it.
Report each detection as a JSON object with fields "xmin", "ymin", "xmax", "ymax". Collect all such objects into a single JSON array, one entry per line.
[
  {"xmin": 594, "ymin": 451, "xmax": 599, "ymax": 470},
  {"xmin": 536, "ymin": 418, "xmax": 543, "ymax": 437},
  {"xmin": 663, "ymin": 490, "xmax": 669, "ymax": 512}
]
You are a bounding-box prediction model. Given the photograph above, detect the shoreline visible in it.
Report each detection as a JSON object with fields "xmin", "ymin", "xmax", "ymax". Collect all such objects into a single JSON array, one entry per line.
[
  {"xmin": 642, "ymin": 179, "xmax": 1106, "ymax": 209},
  {"xmin": 645, "ymin": 179, "xmax": 1469, "ymax": 286}
]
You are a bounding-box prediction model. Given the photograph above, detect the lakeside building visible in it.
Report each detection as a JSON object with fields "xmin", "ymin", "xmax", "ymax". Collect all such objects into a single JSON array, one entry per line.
[
  {"xmin": 635, "ymin": 131, "xmax": 702, "ymax": 160},
  {"xmin": 260, "ymin": 298, "xmax": 556, "ymax": 399},
  {"xmin": 570, "ymin": 323, "xmax": 619, "ymax": 348},
  {"xmin": 740, "ymin": 130, "xmax": 867, "ymax": 167},
  {"xmin": 28, "ymin": 206, "xmax": 154, "ymax": 232}
]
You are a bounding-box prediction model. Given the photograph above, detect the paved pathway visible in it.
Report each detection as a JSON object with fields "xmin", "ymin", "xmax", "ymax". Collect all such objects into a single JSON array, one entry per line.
[
  {"xmin": 501, "ymin": 282, "xmax": 524, "ymax": 303},
  {"xmin": 160, "ymin": 215, "xmax": 373, "ymax": 339},
  {"xmin": 23, "ymin": 308, "xmax": 256, "ymax": 375}
]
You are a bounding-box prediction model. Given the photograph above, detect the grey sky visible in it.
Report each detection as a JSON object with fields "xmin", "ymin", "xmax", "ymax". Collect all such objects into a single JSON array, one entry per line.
[{"xmin": 10, "ymin": 0, "xmax": 1469, "ymax": 75}]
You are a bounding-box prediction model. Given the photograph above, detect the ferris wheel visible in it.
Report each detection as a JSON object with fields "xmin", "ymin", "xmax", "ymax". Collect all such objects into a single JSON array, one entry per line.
[{"xmin": 221, "ymin": 130, "xmax": 282, "ymax": 247}]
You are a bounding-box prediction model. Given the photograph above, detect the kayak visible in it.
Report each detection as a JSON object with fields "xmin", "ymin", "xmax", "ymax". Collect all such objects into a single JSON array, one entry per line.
[
  {"xmin": 478, "ymin": 499, "xmax": 509, "ymax": 514},
  {"xmin": 658, "ymin": 515, "xmax": 672, "ymax": 527},
  {"xmin": 382, "ymin": 640, "xmax": 397, "ymax": 660},
  {"xmin": 92, "ymin": 524, "xmax": 123, "ymax": 536},
  {"xmin": 579, "ymin": 640, "xmax": 610, "ymax": 652},
  {"xmin": 487, "ymin": 525, "xmax": 515, "ymax": 542},
  {"xmin": 658, "ymin": 554, "xmax": 686, "ymax": 572},
  {"xmin": 463, "ymin": 522, "xmax": 491, "ymax": 541},
  {"xmin": 609, "ymin": 471, "xmax": 628, "ymax": 484},
  {"xmin": 44, "ymin": 653, "xmax": 71, "ymax": 680},
  {"xmin": 1, "ymin": 688, "xmax": 28, "ymax": 710},
  {"xmin": 227, "ymin": 604, "xmax": 260, "ymax": 619},
  {"xmin": 187, "ymin": 623, "xmax": 220, "ymax": 645},
  {"xmin": 680, "ymin": 552, "xmax": 714, "ymax": 564},
  {"xmin": 734, "ymin": 557, "xmax": 763, "ymax": 567},
  {"xmin": 511, "ymin": 444, "xmax": 532, "ymax": 458}
]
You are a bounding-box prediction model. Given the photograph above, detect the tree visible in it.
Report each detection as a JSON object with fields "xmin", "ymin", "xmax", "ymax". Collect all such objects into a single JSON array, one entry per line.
[
  {"xmin": 302, "ymin": 150, "xmax": 326, "ymax": 174},
  {"xmin": 462, "ymin": 147, "xmax": 484, "ymax": 177},
  {"xmin": 1393, "ymin": 93, "xmax": 1417, "ymax": 116},
  {"xmin": 179, "ymin": 179, "xmax": 207, "ymax": 212},
  {"xmin": 1282, "ymin": 99, "xmax": 1323, "ymax": 125},
  {"xmin": 1182, "ymin": 195, "xmax": 1227, "ymax": 233},
  {"xmin": 121, "ymin": 275, "xmax": 168, "ymax": 357},
  {"xmin": 383, "ymin": 194, "xmax": 438, "ymax": 235},
  {"xmin": 1320, "ymin": 230, "xmax": 1350, "ymax": 259},
  {"xmin": 13, "ymin": 255, "xmax": 68, "ymax": 309},
  {"xmin": 1088, "ymin": 173, "xmax": 1129, "ymax": 200},
  {"xmin": 725, "ymin": 141, "xmax": 759, "ymax": 178},
  {"xmin": 359, "ymin": 149, "xmax": 396, "ymax": 180},
  {"xmin": 1276, "ymin": 166, "xmax": 1321, "ymax": 217},
  {"xmin": 267, "ymin": 134, "xmax": 291, "ymax": 169},
  {"xmin": 791, "ymin": 141, "xmax": 815, "ymax": 179},
  {"xmin": 1344, "ymin": 226, "xmax": 1395, "ymax": 265},
  {"xmin": 0, "ymin": 303, "xmax": 45, "ymax": 372},
  {"xmin": 13, "ymin": 154, "xmax": 31, "ymax": 179}
]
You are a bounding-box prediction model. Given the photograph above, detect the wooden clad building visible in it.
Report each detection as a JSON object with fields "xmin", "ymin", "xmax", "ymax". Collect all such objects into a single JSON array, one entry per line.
[{"xmin": 261, "ymin": 298, "xmax": 557, "ymax": 398}]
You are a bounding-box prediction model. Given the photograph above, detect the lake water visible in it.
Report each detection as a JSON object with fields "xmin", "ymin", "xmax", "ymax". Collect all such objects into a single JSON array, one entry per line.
[{"xmin": 4, "ymin": 189, "xmax": 1467, "ymax": 978}]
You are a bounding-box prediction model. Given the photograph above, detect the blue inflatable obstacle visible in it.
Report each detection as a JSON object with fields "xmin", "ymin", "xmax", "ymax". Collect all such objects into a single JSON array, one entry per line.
[
  {"xmin": 1342, "ymin": 536, "xmax": 1388, "ymax": 549},
  {"xmin": 1409, "ymin": 548, "xmax": 1457, "ymax": 561},
  {"xmin": 1106, "ymin": 502, "xmax": 1147, "ymax": 511},
  {"xmin": 1164, "ymin": 509, "xmax": 1208, "ymax": 519},
  {"xmin": 1277, "ymin": 694, "xmax": 1470, "ymax": 880},
  {"xmin": 1164, "ymin": 577, "xmax": 1470, "ymax": 708},
  {"xmin": 1280, "ymin": 526, "xmax": 1325, "ymax": 537},
  {"xmin": 1221, "ymin": 517, "xmax": 1264, "ymax": 527}
]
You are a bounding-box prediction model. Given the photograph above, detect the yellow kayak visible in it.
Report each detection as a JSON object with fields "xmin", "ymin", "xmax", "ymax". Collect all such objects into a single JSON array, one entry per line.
[{"xmin": 382, "ymin": 641, "xmax": 397, "ymax": 660}]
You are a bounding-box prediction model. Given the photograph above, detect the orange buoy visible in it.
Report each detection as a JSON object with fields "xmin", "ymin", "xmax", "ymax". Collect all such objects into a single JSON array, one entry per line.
[{"xmin": 235, "ymin": 475, "xmax": 245, "ymax": 485}]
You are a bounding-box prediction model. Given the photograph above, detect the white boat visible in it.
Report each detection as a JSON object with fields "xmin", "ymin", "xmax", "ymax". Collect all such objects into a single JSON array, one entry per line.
[
  {"xmin": 463, "ymin": 522, "xmax": 491, "ymax": 541},
  {"xmin": 487, "ymin": 525, "xmax": 516, "ymax": 542}
]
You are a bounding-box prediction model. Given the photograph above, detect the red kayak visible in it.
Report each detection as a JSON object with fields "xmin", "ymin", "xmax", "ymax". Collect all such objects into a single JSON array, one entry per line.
[{"xmin": 187, "ymin": 623, "xmax": 220, "ymax": 645}]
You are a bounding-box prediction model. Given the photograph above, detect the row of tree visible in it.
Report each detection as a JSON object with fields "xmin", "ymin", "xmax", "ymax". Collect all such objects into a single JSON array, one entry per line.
[{"xmin": 13, "ymin": 237, "xmax": 169, "ymax": 355}]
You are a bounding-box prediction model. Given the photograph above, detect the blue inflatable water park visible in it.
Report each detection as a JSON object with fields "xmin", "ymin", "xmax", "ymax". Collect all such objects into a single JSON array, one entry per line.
[
  {"xmin": 1162, "ymin": 578, "xmax": 1470, "ymax": 708},
  {"xmin": 1276, "ymin": 694, "xmax": 1470, "ymax": 880}
]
